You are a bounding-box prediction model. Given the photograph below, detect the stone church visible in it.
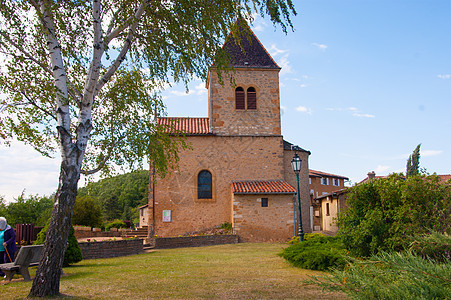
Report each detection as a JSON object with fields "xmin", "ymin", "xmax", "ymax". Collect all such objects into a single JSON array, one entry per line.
[{"xmin": 148, "ymin": 22, "xmax": 311, "ymax": 242}]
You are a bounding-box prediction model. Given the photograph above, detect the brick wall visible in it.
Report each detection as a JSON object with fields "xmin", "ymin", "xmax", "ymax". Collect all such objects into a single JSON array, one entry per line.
[
  {"xmin": 78, "ymin": 239, "xmax": 143, "ymax": 260},
  {"xmin": 209, "ymin": 68, "xmax": 281, "ymax": 136},
  {"xmin": 153, "ymin": 235, "xmax": 239, "ymax": 249},
  {"xmin": 151, "ymin": 135, "xmax": 285, "ymax": 238},
  {"xmin": 233, "ymin": 194, "xmax": 294, "ymax": 242}
]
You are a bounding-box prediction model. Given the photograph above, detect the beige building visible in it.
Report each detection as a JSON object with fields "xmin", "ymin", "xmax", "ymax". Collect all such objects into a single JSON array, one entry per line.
[
  {"xmin": 309, "ymin": 170, "xmax": 349, "ymax": 233},
  {"xmin": 148, "ymin": 22, "xmax": 311, "ymax": 242}
]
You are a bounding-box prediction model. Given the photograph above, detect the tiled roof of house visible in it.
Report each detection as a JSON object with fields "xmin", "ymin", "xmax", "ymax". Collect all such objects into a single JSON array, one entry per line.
[
  {"xmin": 309, "ymin": 169, "xmax": 349, "ymax": 180},
  {"xmin": 157, "ymin": 117, "xmax": 213, "ymax": 135},
  {"xmin": 222, "ymin": 20, "xmax": 280, "ymax": 69},
  {"xmin": 439, "ymin": 174, "xmax": 451, "ymax": 182},
  {"xmin": 232, "ymin": 180, "xmax": 296, "ymax": 194},
  {"xmin": 315, "ymin": 188, "xmax": 349, "ymax": 200}
]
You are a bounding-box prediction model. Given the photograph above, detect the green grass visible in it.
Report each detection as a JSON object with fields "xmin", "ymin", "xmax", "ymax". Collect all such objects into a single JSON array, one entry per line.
[{"xmin": 1, "ymin": 243, "xmax": 345, "ymax": 299}]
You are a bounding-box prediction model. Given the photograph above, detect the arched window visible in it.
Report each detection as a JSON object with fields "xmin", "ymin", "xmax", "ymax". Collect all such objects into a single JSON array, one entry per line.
[
  {"xmin": 235, "ymin": 87, "xmax": 245, "ymax": 110},
  {"xmin": 247, "ymin": 87, "xmax": 256, "ymax": 110},
  {"xmin": 198, "ymin": 170, "xmax": 212, "ymax": 199}
]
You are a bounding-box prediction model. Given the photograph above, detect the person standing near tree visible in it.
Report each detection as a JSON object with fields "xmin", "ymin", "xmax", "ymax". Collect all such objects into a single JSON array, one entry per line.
[{"xmin": 0, "ymin": 217, "xmax": 17, "ymax": 277}]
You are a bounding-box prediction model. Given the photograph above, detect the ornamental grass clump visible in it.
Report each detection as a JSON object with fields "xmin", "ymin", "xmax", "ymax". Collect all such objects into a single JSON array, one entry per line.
[
  {"xmin": 311, "ymin": 232, "xmax": 451, "ymax": 300},
  {"xmin": 279, "ymin": 233, "xmax": 347, "ymax": 271}
]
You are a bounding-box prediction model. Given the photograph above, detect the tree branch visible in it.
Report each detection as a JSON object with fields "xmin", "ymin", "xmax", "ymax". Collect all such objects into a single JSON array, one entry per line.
[
  {"xmin": 94, "ymin": 2, "xmax": 146, "ymax": 96},
  {"xmin": 1, "ymin": 83, "xmax": 57, "ymax": 121}
]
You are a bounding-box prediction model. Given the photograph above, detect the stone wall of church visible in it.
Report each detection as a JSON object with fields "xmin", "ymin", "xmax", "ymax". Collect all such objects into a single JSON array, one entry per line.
[
  {"xmin": 208, "ymin": 68, "xmax": 281, "ymax": 136},
  {"xmin": 232, "ymin": 194, "xmax": 295, "ymax": 242},
  {"xmin": 283, "ymin": 149, "xmax": 312, "ymax": 233},
  {"xmin": 151, "ymin": 135, "xmax": 285, "ymax": 239}
]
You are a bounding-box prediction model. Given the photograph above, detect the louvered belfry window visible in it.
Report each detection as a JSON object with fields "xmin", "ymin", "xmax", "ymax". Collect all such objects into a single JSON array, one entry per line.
[
  {"xmin": 198, "ymin": 170, "xmax": 212, "ymax": 199},
  {"xmin": 247, "ymin": 87, "xmax": 256, "ymax": 109},
  {"xmin": 235, "ymin": 87, "xmax": 245, "ymax": 110}
]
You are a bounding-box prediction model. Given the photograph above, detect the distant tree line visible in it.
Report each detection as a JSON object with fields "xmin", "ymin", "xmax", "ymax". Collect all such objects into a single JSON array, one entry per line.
[{"xmin": 0, "ymin": 170, "xmax": 149, "ymax": 228}]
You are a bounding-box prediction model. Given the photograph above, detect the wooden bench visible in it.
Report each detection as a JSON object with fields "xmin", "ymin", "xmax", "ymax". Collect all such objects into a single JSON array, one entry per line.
[{"xmin": 0, "ymin": 245, "xmax": 43, "ymax": 281}]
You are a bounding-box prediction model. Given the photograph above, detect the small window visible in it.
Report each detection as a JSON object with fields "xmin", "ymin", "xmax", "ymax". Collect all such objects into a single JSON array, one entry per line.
[
  {"xmin": 247, "ymin": 87, "xmax": 257, "ymax": 110},
  {"xmin": 321, "ymin": 178, "xmax": 329, "ymax": 185},
  {"xmin": 333, "ymin": 178, "xmax": 340, "ymax": 186},
  {"xmin": 198, "ymin": 170, "xmax": 212, "ymax": 199},
  {"xmin": 326, "ymin": 203, "xmax": 330, "ymax": 216},
  {"xmin": 235, "ymin": 87, "xmax": 245, "ymax": 110},
  {"xmin": 261, "ymin": 198, "xmax": 268, "ymax": 207}
]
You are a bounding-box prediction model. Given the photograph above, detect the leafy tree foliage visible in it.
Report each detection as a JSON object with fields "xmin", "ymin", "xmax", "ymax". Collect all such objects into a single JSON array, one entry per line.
[
  {"xmin": 0, "ymin": 0, "xmax": 295, "ymax": 296},
  {"xmin": 77, "ymin": 170, "xmax": 149, "ymax": 221},
  {"xmin": 0, "ymin": 193, "xmax": 53, "ymax": 227},
  {"xmin": 72, "ymin": 195, "xmax": 103, "ymax": 228},
  {"xmin": 406, "ymin": 144, "xmax": 421, "ymax": 176},
  {"xmin": 338, "ymin": 173, "xmax": 450, "ymax": 257}
]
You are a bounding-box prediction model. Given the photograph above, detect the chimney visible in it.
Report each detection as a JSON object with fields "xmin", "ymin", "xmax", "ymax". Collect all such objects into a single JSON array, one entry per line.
[{"xmin": 367, "ymin": 171, "xmax": 376, "ymax": 180}]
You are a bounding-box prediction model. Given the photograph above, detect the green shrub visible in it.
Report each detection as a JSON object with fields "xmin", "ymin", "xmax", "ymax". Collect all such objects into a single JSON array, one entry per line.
[
  {"xmin": 105, "ymin": 219, "xmax": 127, "ymax": 231},
  {"xmin": 338, "ymin": 173, "xmax": 450, "ymax": 257},
  {"xmin": 34, "ymin": 224, "xmax": 82, "ymax": 267},
  {"xmin": 279, "ymin": 233, "xmax": 347, "ymax": 271}
]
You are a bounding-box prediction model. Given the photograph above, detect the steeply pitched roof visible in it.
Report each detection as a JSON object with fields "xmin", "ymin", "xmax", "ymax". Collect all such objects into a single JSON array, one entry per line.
[
  {"xmin": 232, "ymin": 180, "xmax": 296, "ymax": 194},
  {"xmin": 157, "ymin": 117, "xmax": 213, "ymax": 135},
  {"xmin": 222, "ymin": 20, "xmax": 280, "ymax": 69},
  {"xmin": 309, "ymin": 169, "xmax": 349, "ymax": 180}
]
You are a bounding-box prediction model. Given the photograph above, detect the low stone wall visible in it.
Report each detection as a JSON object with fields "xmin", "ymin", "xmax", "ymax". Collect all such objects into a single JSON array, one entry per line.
[
  {"xmin": 78, "ymin": 239, "xmax": 143, "ymax": 260},
  {"xmin": 152, "ymin": 235, "xmax": 239, "ymax": 249}
]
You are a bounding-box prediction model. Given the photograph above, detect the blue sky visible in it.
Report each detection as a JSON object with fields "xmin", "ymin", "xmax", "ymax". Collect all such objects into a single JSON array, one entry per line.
[{"xmin": 1, "ymin": 0, "xmax": 450, "ymax": 201}]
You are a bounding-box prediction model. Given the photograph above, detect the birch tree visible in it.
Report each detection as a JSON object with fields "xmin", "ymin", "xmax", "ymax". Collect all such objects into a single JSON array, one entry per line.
[{"xmin": 0, "ymin": 0, "xmax": 295, "ymax": 296}]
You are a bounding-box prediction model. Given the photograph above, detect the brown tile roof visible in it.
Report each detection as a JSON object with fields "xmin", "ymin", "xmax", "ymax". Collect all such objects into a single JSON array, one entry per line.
[
  {"xmin": 309, "ymin": 169, "xmax": 349, "ymax": 180},
  {"xmin": 232, "ymin": 180, "xmax": 296, "ymax": 194},
  {"xmin": 157, "ymin": 117, "xmax": 212, "ymax": 135},
  {"xmin": 439, "ymin": 174, "xmax": 451, "ymax": 183},
  {"xmin": 222, "ymin": 19, "xmax": 280, "ymax": 69}
]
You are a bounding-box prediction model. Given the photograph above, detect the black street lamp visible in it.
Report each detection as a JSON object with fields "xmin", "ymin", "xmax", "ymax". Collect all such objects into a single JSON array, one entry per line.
[{"xmin": 291, "ymin": 146, "xmax": 305, "ymax": 242}]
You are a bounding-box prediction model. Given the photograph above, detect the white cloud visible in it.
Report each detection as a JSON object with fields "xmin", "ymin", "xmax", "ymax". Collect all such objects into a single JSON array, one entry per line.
[
  {"xmin": 296, "ymin": 106, "xmax": 312, "ymax": 115},
  {"xmin": 327, "ymin": 107, "xmax": 375, "ymax": 118},
  {"xmin": 422, "ymin": 150, "xmax": 443, "ymax": 157},
  {"xmin": 312, "ymin": 42, "xmax": 328, "ymax": 51},
  {"xmin": 268, "ymin": 44, "xmax": 288, "ymax": 57},
  {"xmin": 194, "ymin": 83, "xmax": 207, "ymax": 95},
  {"xmin": 170, "ymin": 90, "xmax": 192, "ymax": 97},
  {"xmin": 375, "ymin": 165, "xmax": 391, "ymax": 174},
  {"xmin": 300, "ymin": 84, "xmax": 308, "ymax": 88},
  {"xmin": 438, "ymin": 74, "xmax": 451, "ymax": 79},
  {"xmin": 352, "ymin": 113, "xmax": 375, "ymax": 118},
  {"xmin": 280, "ymin": 105, "xmax": 286, "ymax": 116},
  {"xmin": 278, "ymin": 55, "xmax": 292, "ymax": 75}
]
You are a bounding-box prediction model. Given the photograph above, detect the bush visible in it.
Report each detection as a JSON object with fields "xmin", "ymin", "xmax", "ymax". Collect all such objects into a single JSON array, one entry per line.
[
  {"xmin": 105, "ymin": 219, "xmax": 127, "ymax": 231},
  {"xmin": 279, "ymin": 233, "xmax": 347, "ymax": 271},
  {"xmin": 338, "ymin": 173, "xmax": 450, "ymax": 257},
  {"xmin": 34, "ymin": 224, "xmax": 82, "ymax": 267}
]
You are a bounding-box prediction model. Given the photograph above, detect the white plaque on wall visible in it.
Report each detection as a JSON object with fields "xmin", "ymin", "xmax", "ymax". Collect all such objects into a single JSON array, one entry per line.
[{"xmin": 162, "ymin": 210, "xmax": 171, "ymax": 222}]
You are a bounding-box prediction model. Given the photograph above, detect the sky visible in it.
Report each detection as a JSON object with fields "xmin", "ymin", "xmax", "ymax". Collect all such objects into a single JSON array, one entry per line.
[{"xmin": 1, "ymin": 0, "xmax": 450, "ymax": 202}]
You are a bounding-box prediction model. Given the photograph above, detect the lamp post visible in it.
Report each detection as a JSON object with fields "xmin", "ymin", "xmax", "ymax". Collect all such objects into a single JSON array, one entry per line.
[{"xmin": 291, "ymin": 146, "xmax": 305, "ymax": 242}]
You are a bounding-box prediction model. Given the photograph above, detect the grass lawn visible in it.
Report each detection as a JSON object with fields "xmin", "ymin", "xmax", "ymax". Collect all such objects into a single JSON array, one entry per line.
[{"xmin": 1, "ymin": 243, "xmax": 345, "ymax": 299}]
